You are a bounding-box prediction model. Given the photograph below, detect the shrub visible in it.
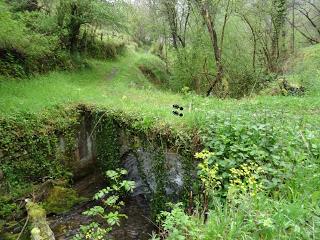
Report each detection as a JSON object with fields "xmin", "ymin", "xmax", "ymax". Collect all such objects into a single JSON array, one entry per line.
[
  {"xmin": 0, "ymin": 8, "xmax": 73, "ymax": 77},
  {"xmin": 85, "ymin": 39, "xmax": 126, "ymax": 60}
]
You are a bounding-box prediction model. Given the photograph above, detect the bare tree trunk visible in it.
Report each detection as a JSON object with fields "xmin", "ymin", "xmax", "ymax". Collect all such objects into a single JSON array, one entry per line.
[
  {"xmin": 197, "ymin": 2, "xmax": 223, "ymax": 96},
  {"xmin": 242, "ymin": 15, "xmax": 257, "ymax": 71},
  {"xmin": 163, "ymin": 0, "xmax": 179, "ymax": 50}
]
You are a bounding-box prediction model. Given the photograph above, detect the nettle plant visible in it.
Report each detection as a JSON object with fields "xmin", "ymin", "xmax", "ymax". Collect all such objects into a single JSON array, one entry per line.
[{"xmin": 73, "ymin": 169, "xmax": 135, "ymax": 240}]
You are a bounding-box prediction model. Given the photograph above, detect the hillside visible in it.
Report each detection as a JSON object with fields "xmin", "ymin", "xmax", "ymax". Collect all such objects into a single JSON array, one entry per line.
[
  {"xmin": 1, "ymin": 49, "xmax": 320, "ymax": 126},
  {"xmin": 1, "ymin": 0, "xmax": 320, "ymax": 239}
]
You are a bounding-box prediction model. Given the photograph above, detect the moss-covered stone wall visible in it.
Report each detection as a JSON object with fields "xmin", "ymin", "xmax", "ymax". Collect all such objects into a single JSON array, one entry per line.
[{"xmin": 0, "ymin": 105, "xmax": 198, "ymax": 236}]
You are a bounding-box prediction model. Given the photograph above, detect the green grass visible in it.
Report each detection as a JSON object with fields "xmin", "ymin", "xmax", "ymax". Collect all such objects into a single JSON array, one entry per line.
[{"xmin": 1, "ymin": 49, "xmax": 320, "ymax": 132}]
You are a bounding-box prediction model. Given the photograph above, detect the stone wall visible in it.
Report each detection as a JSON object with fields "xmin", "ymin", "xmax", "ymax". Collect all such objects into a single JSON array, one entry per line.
[{"xmin": 68, "ymin": 113, "xmax": 191, "ymax": 201}]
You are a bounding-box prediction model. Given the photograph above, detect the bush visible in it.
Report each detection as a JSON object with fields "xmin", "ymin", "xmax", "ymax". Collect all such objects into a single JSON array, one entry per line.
[
  {"xmin": 85, "ymin": 39, "xmax": 126, "ymax": 60},
  {"xmin": 0, "ymin": 8, "xmax": 74, "ymax": 77}
]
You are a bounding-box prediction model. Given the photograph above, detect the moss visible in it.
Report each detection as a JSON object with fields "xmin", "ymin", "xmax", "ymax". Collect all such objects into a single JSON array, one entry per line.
[
  {"xmin": 26, "ymin": 202, "xmax": 46, "ymax": 219},
  {"xmin": 0, "ymin": 108, "xmax": 79, "ymax": 197},
  {"xmin": 150, "ymin": 139, "xmax": 168, "ymax": 219},
  {"xmin": 26, "ymin": 201, "xmax": 55, "ymax": 240},
  {"xmin": 43, "ymin": 186, "xmax": 83, "ymax": 214}
]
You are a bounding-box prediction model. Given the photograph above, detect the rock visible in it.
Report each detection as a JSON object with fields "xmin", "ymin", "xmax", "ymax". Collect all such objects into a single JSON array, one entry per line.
[
  {"xmin": 25, "ymin": 200, "xmax": 55, "ymax": 240},
  {"xmin": 279, "ymin": 79, "xmax": 305, "ymax": 96},
  {"xmin": 43, "ymin": 186, "xmax": 83, "ymax": 214},
  {"xmin": 122, "ymin": 139, "xmax": 186, "ymax": 199}
]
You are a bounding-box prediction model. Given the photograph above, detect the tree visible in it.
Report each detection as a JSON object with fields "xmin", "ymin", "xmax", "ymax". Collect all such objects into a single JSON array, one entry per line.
[
  {"xmin": 241, "ymin": 0, "xmax": 288, "ymax": 73},
  {"xmin": 161, "ymin": 0, "xmax": 191, "ymax": 50},
  {"xmin": 194, "ymin": 0, "xmax": 233, "ymax": 96},
  {"xmin": 288, "ymin": 0, "xmax": 320, "ymax": 44},
  {"xmin": 57, "ymin": 0, "xmax": 123, "ymax": 53}
]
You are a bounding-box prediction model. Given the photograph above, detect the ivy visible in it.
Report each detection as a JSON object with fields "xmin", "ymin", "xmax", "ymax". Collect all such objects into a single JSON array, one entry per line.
[
  {"xmin": 93, "ymin": 111, "xmax": 121, "ymax": 172},
  {"xmin": 0, "ymin": 109, "xmax": 80, "ymax": 195},
  {"xmin": 150, "ymin": 140, "xmax": 168, "ymax": 219}
]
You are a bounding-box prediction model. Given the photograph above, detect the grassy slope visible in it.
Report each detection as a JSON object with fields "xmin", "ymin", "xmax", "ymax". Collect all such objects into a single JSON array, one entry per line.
[{"xmin": 1, "ymin": 48, "xmax": 320, "ymax": 132}]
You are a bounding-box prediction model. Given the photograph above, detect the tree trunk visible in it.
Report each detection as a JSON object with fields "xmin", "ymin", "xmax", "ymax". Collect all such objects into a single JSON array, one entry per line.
[
  {"xmin": 242, "ymin": 16, "xmax": 257, "ymax": 71},
  {"xmin": 198, "ymin": 3, "xmax": 224, "ymax": 96},
  {"xmin": 69, "ymin": 3, "xmax": 81, "ymax": 53}
]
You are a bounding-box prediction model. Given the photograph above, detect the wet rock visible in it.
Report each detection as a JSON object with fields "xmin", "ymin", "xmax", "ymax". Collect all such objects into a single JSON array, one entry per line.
[
  {"xmin": 122, "ymin": 142, "xmax": 185, "ymax": 199},
  {"xmin": 164, "ymin": 152, "xmax": 184, "ymax": 196}
]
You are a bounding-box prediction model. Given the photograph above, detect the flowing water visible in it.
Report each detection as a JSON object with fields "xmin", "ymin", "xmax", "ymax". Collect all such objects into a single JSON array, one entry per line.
[{"xmin": 48, "ymin": 173, "xmax": 155, "ymax": 240}]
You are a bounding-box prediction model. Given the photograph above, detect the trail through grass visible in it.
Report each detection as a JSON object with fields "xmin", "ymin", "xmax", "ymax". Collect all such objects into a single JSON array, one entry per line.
[{"xmin": 1, "ymin": 50, "xmax": 320, "ymax": 130}]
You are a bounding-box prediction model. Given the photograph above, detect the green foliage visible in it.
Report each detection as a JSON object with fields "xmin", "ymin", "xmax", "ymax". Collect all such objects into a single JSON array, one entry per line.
[
  {"xmin": 285, "ymin": 44, "xmax": 320, "ymax": 96},
  {"xmin": 0, "ymin": 196, "xmax": 19, "ymax": 219},
  {"xmin": 155, "ymin": 161, "xmax": 320, "ymax": 240},
  {"xmin": 169, "ymin": 38, "xmax": 215, "ymax": 94},
  {"xmin": 56, "ymin": 0, "xmax": 124, "ymax": 52},
  {"xmin": 85, "ymin": 40, "xmax": 126, "ymax": 60},
  {"xmin": 0, "ymin": 6, "xmax": 74, "ymax": 77},
  {"xmin": 0, "ymin": 0, "xmax": 126, "ymax": 77},
  {"xmin": 9, "ymin": 0, "xmax": 40, "ymax": 12},
  {"xmin": 75, "ymin": 222, "xmax": 108, "ymax": 240},
  {"xmin": 205, "ymin": 161, "xmax": 320, "ymax": 239},
  {"xmin": 94, "ymin": 113, "xmax": 121, "ymax": 172},
  {"xmin": 199, "ymin": 112, "xmax": 320, "ymax": 194},
  {"xmin": 137, "ymin": 54, "xmax": 169, "ymax": 87},
  {"xmin": 154, "ymin": 203, "xmax": 203, "ymax": 240},
  {"xmin": 73, "ymin": 168, "xmax": 135, "ymax": 240},
  {"xmin": 0, "ymin": 108, "xmax": 79, "ymax": 197}
]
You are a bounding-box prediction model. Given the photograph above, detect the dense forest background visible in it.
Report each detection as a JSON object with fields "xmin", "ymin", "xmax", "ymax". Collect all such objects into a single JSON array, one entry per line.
[{"xmin": 1, "ymin": 0, "xmax": 319, "ymax": 98}]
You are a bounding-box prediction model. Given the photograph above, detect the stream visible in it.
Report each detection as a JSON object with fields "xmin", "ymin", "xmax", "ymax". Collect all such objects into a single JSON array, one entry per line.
[{"xmin": 48, "ymin": 173, "xmax": 155, "ymax": 240}]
